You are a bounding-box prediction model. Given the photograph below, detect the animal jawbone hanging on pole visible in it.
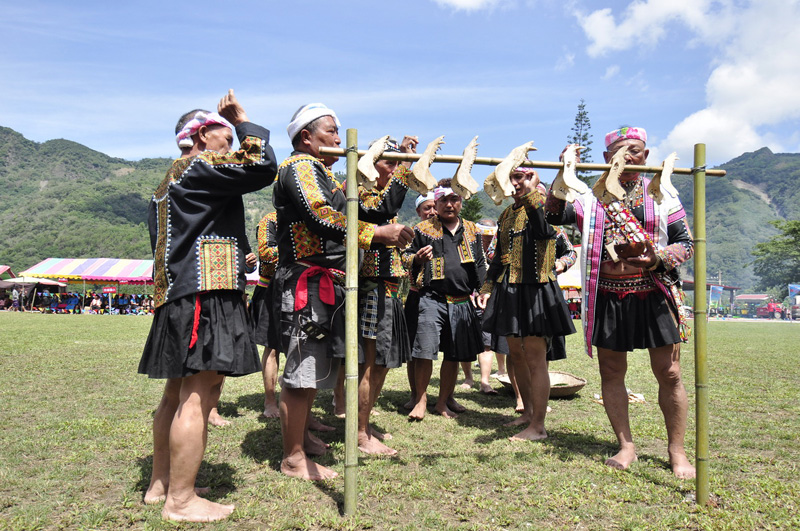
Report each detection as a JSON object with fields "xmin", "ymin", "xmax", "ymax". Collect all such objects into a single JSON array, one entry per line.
[
  {"xmin": 483, "ymin": 141, "xmax": 537, "ymax": 205},
  {"xmin": 356, "ymin": 134, "xmax": 390, "ymax": 190},
  {"xmin": 592, "ymin": 145, "xmax": 628, "ymax": 205},
  {"xmin": 551, "ymin": 144, "xmax": 589, "ymax": 202},
  {"xmin": 450, "ymin": 136, "xmax": 480, "ymax": 199},
  {"xmin": 647, "ymin": 152, "xmax": 680, "ymax": 204},
  {"xmin": 408, "ymin": 135, "xmax": 445, "ymax": 194}
]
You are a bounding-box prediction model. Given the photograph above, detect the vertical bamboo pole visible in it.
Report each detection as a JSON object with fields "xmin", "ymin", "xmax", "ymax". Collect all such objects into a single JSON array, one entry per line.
[
  {"xmin": 343, "ymin": 128, "xmax": 359, "ymax": 515},
  {"xmin": 693, "ymin": 143, "xmax": 709, "ymax": 505}
]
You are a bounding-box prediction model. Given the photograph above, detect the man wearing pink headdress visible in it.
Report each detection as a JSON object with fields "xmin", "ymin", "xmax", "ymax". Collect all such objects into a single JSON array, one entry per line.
[
  {"xmin": 138, "ymin": 90, "xmax": 278, "ymax": 521},
  {"xmin": 403, "ymin": 179, "xmax": 486, "ymax": 420},
  {"xmin": 545, "ymin": 126, "xmax": 696, "ymax": 478}
]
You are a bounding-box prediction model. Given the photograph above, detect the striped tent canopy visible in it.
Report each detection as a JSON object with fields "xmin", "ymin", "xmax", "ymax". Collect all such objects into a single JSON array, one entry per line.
[
  {"xmin": 19, "ymin": 258, "xmax": 259, "ymax": 285},
  {"xmin": 0, "ymin": 265, "xmax": 16, "ymax": 280},
  {"xmin": 19, "ymin": 258, "xmax": 154, "ymax": 283}
]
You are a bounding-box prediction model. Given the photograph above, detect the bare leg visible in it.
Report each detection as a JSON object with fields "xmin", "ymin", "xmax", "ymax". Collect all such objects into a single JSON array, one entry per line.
[
  {"xmin": 332, "ymin": 364, "xmax": 345, "ymax": 418},
  {"xmin": 478, "ymin": 349, "xmax": 497, "ymax": 394},
  {"xmin": 504, "ymin": 340, "xmax": 528, "ymax": 426},
  {"xmin": 208, "ymin": 376, "xmax": 230, "ymax": 427},
  {"xmin": 597, "ymin": 347, "xmax": 637, "ymax": 470},
  {"xmin": 161, "ymin": 371, "xmax": 235, "ymax": 522},
  {"xmin": 403, "ymin": 358, "xmax": 417, "ymax": 410},
  {"xmin": 280, "ymin": 387, "xmax": 337, "ymax": 480},
  {"xmin": 358, "ymin": 339, "xmax": 396, "ymax": 455},
  {"xmin": 261, "ymin": 347, "xmax": 280, "ymax": 418},
  {"xmin": 435, "ymin": 360, "xmax": 459, "ymax": 418},
  {"xmin": 409, "ymin": 358, "xmax": 432, "ymax": 420},
  {"xmin": 649, "ymin": 344, "xmax": 695, "ymax": 479},
  {"xmin": 144, "ymin": 378, "xmax": 181, "ymax": 504},
  {"xmin": 459, "ymin": 361, "xmax": 475, "ymax": 389},
  {"xmin": 495, "ymin": 352, "xmax": 507, "ymax": 376},
  {"xmin": 508, "ymin": 336, "xmax": 548, "ymax": 441},
  {"xmin": 368, "ymin": 367, "xmax": 392, "ymax": 440}
]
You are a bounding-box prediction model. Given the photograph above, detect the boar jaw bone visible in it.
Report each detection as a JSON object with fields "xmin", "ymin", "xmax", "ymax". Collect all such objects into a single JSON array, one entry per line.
[
  {"xmin": 551, "ymin": 144, "xmax": 589, "ymax": 202},
  {"xmin": 592, "ymin": 146, "xmax": 628, "ymax": 205},
  {"xmin": 493, "ymin": 141, "xmax": 537, "ymax": 199},
  {"xmin": 647, "ymin": 152, "xmax": 679, "ymax": 204},
  {"xmin": 451, "ymin": 136, "xmax": 479, "ymax": 200},
  {"xmin": 357, "ymin": 135, "xmax": 390, "ymax": 190},
  {"xmin": 409, "ymin": 135, "xmax": 445, "ymax": 194}
]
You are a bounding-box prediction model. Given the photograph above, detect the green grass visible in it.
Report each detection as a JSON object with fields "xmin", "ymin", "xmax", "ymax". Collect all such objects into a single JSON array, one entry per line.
[{"xmin": 1, "ymin": 313, "xmax": 798, "ymax": 530}]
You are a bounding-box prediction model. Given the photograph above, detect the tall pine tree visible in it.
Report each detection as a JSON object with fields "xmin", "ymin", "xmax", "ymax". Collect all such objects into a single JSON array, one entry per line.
[{"xmin": 567, "ymin": 99, "xmax": 594, "ymax": 185}]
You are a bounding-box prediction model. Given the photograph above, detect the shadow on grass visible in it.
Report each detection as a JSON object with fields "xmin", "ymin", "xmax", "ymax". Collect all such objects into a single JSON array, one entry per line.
[{"xmin": 134, "ymin": 456, "xmax": 238, "ymax": 500}]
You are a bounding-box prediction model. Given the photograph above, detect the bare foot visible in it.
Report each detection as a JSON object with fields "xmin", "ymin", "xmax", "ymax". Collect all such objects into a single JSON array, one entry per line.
[
  {"xmin": 304, "ymin": 432, "xmax": 331, "ymax": 456},
  {"xmin": 459, "ymin": 380, "xmax": 474, "ymax": 390},
  {"xmin": 515, "ymin": 400, "xmax": 524, "ymax": 413},
  {"xmin": 261, "ymin": 402, "xmax": 279, "ymax": 419},
  {"xmin": 446, "ymin": 396, "xmax": 466, "ymax": 413},
  {"xmin": 162, "ymin": 495, "xmax": 234, "ymax": 523},
  {"xmin": 332, "ymin": 397, "xmax": 345, "ymax": 418},
  {"xmin": 281, "ymin": 454, "xmax": 338, "ymax": 480},
  {"xmin": 669, "ymin": 451, "xmax": 696, "ymax": 479},
  {"xmin": 605, "ymin": 448, "xmax": 638, "ymax": 470},
  {"xmin": 408, "ymin": 399, "xmax": 427, "ymax": 420},
  {"xmin": 369, "ymin": 425, "xmax": 392, "ymax": 441},
  {"xmin": 434, "ymin": 405, "xmax": 458, "ymax": 419},
  {"xmin": 208, "ymin": 409, "xmax": 231, "ymax": 427},
  {"xmin": 479, "ymin": 384, "xmax": 498, "ymax": 395},
  {"xmin": 503, "ymin": 415, "xmax": 529, "ymax": 427},
  {"xmin": 402, "ymin": 396, "xmax": 415, "ymax": 410},
  {"xmin": 144, "ymin": 486, "xmax": 210, "ymax": 505},
  {"xmin": 509, "ymin": 425, "xmax": 547, "ymax": 441},
  {"xmin": 358, "ymin": 432, "xmax": 398, "ymax": 455},
  {"xmin": 309, "ymin": 416, "xmax": 335, "ymax": 432}
]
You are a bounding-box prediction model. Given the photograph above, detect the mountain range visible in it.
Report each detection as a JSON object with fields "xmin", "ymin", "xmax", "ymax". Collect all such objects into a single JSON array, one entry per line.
[{"xmin": 2, "ymin": 126, "xmax": 797, "ymax": 291}]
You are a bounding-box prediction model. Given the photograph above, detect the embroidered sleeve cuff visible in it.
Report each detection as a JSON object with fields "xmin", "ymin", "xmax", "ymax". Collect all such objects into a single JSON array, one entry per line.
[
  {"xmin": 521, "ymin": 189, "xmax": 546, "ymax": 209},
  {"xmin": 479, "ymin": 280, "xmax": 495, "ymax": 296},
  {"xmin": 358, "ymin": 221, "xmax": 376, "ymax": 249}
]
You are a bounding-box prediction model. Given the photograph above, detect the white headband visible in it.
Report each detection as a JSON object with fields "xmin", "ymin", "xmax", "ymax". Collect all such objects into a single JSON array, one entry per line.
[
  {"xmin": 415, "ymin": 193, "xmax": 434, "ymax": 208},
  {"xmin": 287, "ymin": 103, "xmax": 341, "ymax": 141}
]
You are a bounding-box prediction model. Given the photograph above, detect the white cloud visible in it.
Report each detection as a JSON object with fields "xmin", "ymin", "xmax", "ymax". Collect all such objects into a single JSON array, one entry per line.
[
  {"xmin": 577, "ymin": 0, "xmax": 800, "ymax": 163},
  {"xmin": 578, "ymin": 0, "xmax": 715, "ymax": 58},
  {"xmin": 555, "ymin": 52, "xmax": 576, "ymax": 70},
  {"xmin": 433, "ymin": 0, "xmax": 506, "ymax": 11},
  {"xmin": 602, "ymin": 65, "xmax": 619, "ymax": 80}
]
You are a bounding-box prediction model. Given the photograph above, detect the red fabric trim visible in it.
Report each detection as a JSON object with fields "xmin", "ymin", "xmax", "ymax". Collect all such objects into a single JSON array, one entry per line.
[
  {"xmin": 189, "ymin": 293, "xmax": 201, "ymax": 349},
  {"xmin": 295, "ymin": 266, "xmax": 335, "ymax": 311}
]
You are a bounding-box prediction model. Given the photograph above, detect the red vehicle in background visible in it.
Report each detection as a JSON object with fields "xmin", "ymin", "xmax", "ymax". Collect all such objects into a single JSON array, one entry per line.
[{"xmin": 756, "ymin": 301, "xmax": 786, "ymax": 319}]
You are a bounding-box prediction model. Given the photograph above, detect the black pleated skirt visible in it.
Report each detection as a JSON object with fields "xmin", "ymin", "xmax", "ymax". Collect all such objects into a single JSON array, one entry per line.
[
  {"xmin": 138, "ymin": 290, "xmax": 261, "ymax": 379},
  {"xmin": 249, "ymin": 284, "xmax": 277, "ymax": 349},
  {"xmin": 591, "ymin": 289, "xmax": 680, "ymax": 352},
  {"xmin": 482, "ymin": 276, "xmax": 575, "ymax": 338}
]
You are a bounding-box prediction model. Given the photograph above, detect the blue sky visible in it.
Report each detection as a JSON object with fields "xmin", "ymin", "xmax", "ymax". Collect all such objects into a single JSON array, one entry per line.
[{"xmin": 2, "ymin": 0, "xmax": 799, "ymax": 182}]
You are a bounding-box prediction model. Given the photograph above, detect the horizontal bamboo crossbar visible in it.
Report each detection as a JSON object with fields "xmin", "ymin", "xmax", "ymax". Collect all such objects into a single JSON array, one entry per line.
[{"xmin": 318, "ymin": 147, "xmax": 727, "ymax": 176}]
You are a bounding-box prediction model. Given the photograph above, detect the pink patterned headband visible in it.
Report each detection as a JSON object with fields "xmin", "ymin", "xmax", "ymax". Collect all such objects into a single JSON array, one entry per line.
[
  {"xmin": 176, "ymin": 111, "xmax": 234, "ymax": 148},
  {"xmin": 604, "ymin": 126, "xmax": 647, "ymax": 148},
  {"xmin": 434, "ymin": 186, "xmax": 457, "ymax": 201}
]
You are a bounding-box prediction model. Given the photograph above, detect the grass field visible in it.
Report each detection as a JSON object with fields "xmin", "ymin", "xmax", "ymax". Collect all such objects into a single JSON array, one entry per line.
[{"xmin": 0, "ymin": 312, "xmax": 798, "ymax": 530}]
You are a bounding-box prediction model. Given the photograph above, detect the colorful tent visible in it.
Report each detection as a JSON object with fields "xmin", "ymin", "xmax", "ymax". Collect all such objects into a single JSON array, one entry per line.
[
  {"xmin": 19, "ymin": 258, "xmax": 154, "ymax": 283},
  {"xmin": 19, "ymin": 258, "xmax": 260, "ymax": 285},
  {"xmin": 0, "ymin": 265, "xmax": 16, "ymax": 280}
]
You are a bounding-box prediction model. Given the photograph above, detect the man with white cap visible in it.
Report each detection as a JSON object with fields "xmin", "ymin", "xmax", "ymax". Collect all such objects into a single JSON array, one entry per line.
[
  {"xmin": 545, "ymin": 126, "xmax": 695, "ymax": 478},
  {"xmin": 138, "ymin": 90, "xmax": 277, "ymax": 521},
  {"xmin": 272, "ymin": 104, "xmax": 413, "ymax": 479}
]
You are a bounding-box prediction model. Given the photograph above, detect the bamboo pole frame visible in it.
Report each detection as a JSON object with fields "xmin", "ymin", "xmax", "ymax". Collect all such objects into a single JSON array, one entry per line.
[
  {"xmin": 333, "ymin": 137, "xmax": 723, "ymax": 514},
  {"xmin": 343, "ymin": 129, "xmax": 360, "ymax": 516}
]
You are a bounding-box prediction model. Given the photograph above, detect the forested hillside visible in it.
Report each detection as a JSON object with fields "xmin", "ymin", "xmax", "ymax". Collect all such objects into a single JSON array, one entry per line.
[{"xmin": 1, "ymin": 126, "xmax": 796, "ymax": 291}]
